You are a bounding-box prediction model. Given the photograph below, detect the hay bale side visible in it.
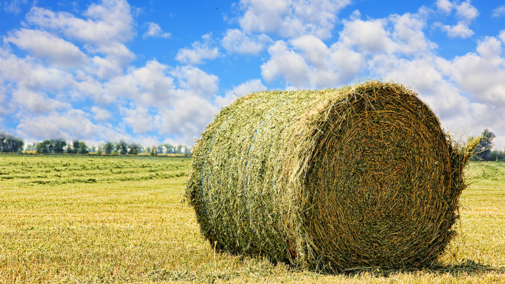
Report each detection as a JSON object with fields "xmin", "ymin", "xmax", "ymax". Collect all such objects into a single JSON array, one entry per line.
[{"xmin": 185, "ymin": 81, "xmax": 477, "ymax": 270}]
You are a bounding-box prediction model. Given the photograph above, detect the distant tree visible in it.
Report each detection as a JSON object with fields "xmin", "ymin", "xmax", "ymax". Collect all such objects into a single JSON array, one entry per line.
[
  {"xmin": 472, "ymin": 129, "xmax": 496, "ymax": 161},
  {"xmin": 117, "ymin": 140, "xmax": 128, "ymax": 155},
  {"xmin": 128, "ymin": 142, "xmax": 140, "ymax": 155},
  {"xmin": 65, "ymin": 144, "xmax": 73, "ymax": 154},
  {"xmin": 112, "ymin": 150, "xmax": 119, "ymax": 156},
  {"xmin": 163, "ymin": 143, "xmax": 174, "ymax": 154},
  {"xmin": 146, "ymin": 147, "xmax": 151, "ymax": 154},
  {"xmin": 0, "ymin": 132, "xmax": 24, "ymax": 152},
  {"xmin": 96, "ymin": 148, "xmax": 103, "ymax": 156},
  {"xmin": 104, "ymin": 142, "xmax": 114, "ymax": 155},
  {"xmin": 176, "ymin": 145, "xmax": 183, "ymax": 154},
  {"xmin": 150, "ymin": 147, "xmax": 156, "ymax": 156},
  {"xmin": 36, "ymin": 142, "xmax": 42, "ymax": 154},
  {"xmin": 489, "ymin": 148, "xmax": 505, "ymax": 162},
  {"xmin": 52, "ymin": 139, "xmax": 67, "ymax": 154},
  {"xmin": 77, "ymin": 141, "xmax": 88, "ymax": 154},
  {"xmin": 40, "ymin": 140, "xmax": 52, "ymax": 154}
]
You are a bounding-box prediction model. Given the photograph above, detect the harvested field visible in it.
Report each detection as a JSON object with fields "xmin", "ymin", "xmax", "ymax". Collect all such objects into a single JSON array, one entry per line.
[{"xmin": 0, "ymin": 155, "xmax": 503, "ymax": 283}]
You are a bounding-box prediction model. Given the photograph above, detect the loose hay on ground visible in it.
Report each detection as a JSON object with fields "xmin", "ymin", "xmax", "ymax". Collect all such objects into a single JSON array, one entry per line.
[{"xmin": 186, "ymin": 80, "xmax": 479, "ymax": 271}]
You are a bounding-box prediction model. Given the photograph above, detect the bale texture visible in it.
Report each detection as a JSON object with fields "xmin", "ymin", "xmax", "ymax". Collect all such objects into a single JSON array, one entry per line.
[{"xmin": 186, "ymin": 81, "xmax": 478, "ymax": 270}]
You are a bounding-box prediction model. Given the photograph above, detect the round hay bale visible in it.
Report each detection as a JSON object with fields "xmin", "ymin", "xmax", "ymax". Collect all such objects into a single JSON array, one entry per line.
[{"xmin": 186, "ymin": 81, "xmax": 478, "ymax": 270}]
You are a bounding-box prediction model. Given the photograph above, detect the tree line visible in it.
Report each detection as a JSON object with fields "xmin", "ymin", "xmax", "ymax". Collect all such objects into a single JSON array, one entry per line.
[
  {"xmin": 471, "ymin": 129, "xmax": 505, "ymax": 162},
  {"xmin": 3, "ymin": 129, "xmax": 504, "ymax": 160},
  {"xmin": 0, "ymin": 132, "xmax": 191, "ymax": 155},
  {"xmin": 25, "ymin": 139, "xmax": 191, "ymax": 155}
]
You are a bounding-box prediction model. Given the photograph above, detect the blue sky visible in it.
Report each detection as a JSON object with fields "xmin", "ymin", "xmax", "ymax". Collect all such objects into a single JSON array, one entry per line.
[{"xmin": 0, "ymin": 0, "xmax": 504, "ymax": 149}]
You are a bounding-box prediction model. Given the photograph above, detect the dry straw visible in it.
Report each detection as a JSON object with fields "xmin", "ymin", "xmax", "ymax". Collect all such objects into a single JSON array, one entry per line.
[{"xmin": 186, "ymin": 81, "xmax": 479, "ymax": 271}]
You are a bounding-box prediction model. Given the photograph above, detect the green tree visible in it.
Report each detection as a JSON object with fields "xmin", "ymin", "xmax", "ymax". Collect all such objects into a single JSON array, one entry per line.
[
  {"xmin": 0, "ymin": 132, "xmax": 24, "ymax": 152},
  {"xmin": 164, "ymin": 144, "xmax": 174, "ymax": 154},
  {"xmin": 489, "ymin": 148, "xmax": 505, "ymax": 162},
  {"xmin": 117, "ymin": 140, "xmax": 128, "ymax": 155},
  {"xmin": 52, "ymin": 139, "xmax": 67, "ymax": 154},
  {"xmin": 40, "ymin": 140, "xmax": 52, "ymax": 154},
  {"xmin": 150, "ymin": 147, "xmax": 156, "ymax": 156},
  {"xmin": 104, "ymin": 142, "xmax": 114, "ymax": 155},
  {"xmin": 36, "ymin": 142, "xmax": 42, "ymax": 154},
  {"xmin": 128, "ymin": 143, "xmax": 140, "ymax": 155},
  {"xmin": 77, "ymin": 141, "xmax": 88, "ymax": 154},
  {"xmin": 96, "ymin": 148, "xmax": 103, "ymax": 156},
  {"xmin": 472, "ymin": 129, "xmax": 496, "ymax": 161}
]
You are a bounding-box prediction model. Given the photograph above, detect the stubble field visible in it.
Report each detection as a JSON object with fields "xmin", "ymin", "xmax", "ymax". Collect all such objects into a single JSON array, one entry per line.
[{"xmin": 0, "ymin": 155, "xmax": 504, "ymax": 283}]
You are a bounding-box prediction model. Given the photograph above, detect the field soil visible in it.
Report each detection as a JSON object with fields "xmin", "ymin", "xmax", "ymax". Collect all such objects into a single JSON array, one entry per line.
[{"xmin": 0, "ymin": 155, "xmax": 504, "ymax": 283}]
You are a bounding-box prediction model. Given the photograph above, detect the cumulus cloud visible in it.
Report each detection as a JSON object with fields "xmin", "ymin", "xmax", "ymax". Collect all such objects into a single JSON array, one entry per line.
[
  {"xmin": 143, "ymin": 22, "xmax": 171, "ymax": 38},
  {"xmin": 26, "ymin": 0, "xmax": 135, "ymax": 45},
  {"xmin": 105, "ymin": 60, "xmax": 175, "ymax": 106},
  {"xmin": 121, "ymin": 106, "xmax": 156, "ymax": 133},
  {"xmin": 3, "ymin": 0, "xmax": 28, "ymax": 14},
  {"xmin": 455, "ymin": 1, "xmax": 478, "ymax": 21},
  {"xmin": 4, "ymin": 29, "xmax": 87, "ymax": 68},
  {"xmin": 261, "ymin": 40, "xmax": 311, "ymax": 87},
  {"xmin": 260, "ymin": 12, "xmax": 435, "ymax": 89},
  {"xmin": 215, "ymin": 79, "xmax": 267, "ymax": 107},
  {"xmin": 437, "ymin": 22, "xmax": 474, "ymax": 38},
  {"xmin": 221, "ymin": 29, "xmax": 271, "ymax": 55},
  {"xmin": 435, "ymin": 0, "xmax": 478, "ymax": 38},
  {"xmin": 448, "ymin": 37, "xmax": 505, "ymax": 106},
  {"xmin": 0, "ymin": 48, "xmax": 74, "ymax": 113},
  {"xmin": 436, "ymin": 0, "xmax": 453, "ymax": 14},
  {"xmin": 91, "ymin": 106, "xmax": 111, "ymax": 120},
  {"xmin": 26, "ymin": 0, "xmax": 136, "ymax": 78},
  {"xmin": 339, "ymin": 17, "xmax": 395, "ymax": 54},
  {"xmin": 492, "ymin": 5, "xmax": 505, "ymax": 18},
  {"xmin": 16, "ymin": 108, "xmax": 130, "ymax": 142},
  {"xmin": 238, "ymin": 0, "xmax": 351, "ymax": 39},
  {"xmin": 175, "ymin": 33, "xmax": 219, "ymax": 65}
]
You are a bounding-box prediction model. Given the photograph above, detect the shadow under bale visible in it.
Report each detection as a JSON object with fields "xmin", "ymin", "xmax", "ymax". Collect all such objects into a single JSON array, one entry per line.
[{"xmin": 186, "ymin": 81, "xmax": 479, "ymax": 271}]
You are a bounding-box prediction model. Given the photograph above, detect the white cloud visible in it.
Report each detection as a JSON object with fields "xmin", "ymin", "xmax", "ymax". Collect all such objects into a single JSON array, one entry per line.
[
  {"xmin": 105, "ymin": 60, "xmax": 175, "ymax": 106},
  {"xmin": 26, "ymin": 0, "xmax": 135, "ymax": 45},
  {"xmin": 448, "ymin": 37, "xmax": 505, "ymax": 106},
  {"xmin": 16, "ymin": 108, "xmax": 130, "ymax": 142},
  {"xmin": 339, "ymin": 18, "xmax": 396, "ymax": 54},
  {"xmin": 0, "ymin": 85, "xmax": 14, "ymax": 116},
  {"xmin": 221, "ymin": 29, "xmax": 271, "ymax": 55},
  {"xmin": 436, "ymin": 1, "xmax": 478, "ymax": 39},
  {"xmin": 455, "ymin": 1, "xmax": 478, "ymax": 22},
  {"xmin": 11, "ymin": 87, "xmax": 71, "ymax": 113},
  {"xmin": 437, "ymin": 22, "xmax": 474, "ymax": 38},
  {"xmin": 261, "ymin": 40, "xmax": 311, "ymax": 87},
  {"xmin": 389, "ymin": 13, "xmax": 437, "ymax": 55},
  {"xmin": 3, "ymin": 0, "xmax": 28, "ymax": 14},
  {"xmin": 492, "ymin": 5, "xmax": 505, "ymax": 18},
  {"xmin": 0, "ymin": 48, "xmax": 75, "ymax": 113},
  {"xmin": 121, "ymin": 106, "xmax": 155, "ymax": 133},
  {"xmin": 175, "ymin": 33, "xmax": 219, "ymax": 65},
  {"xmin": 238, "ymin": 0, "xmax": 352, "ymax": 39},
  {"xmin": 259, "ymin": 12, "xmax": 437, "ymax": 89},
  {"xmin": 91, "ymin": 106, "xmax": 111, "ymax": 120},
  {"xmin": 170, "ymin": 65, "xmax": 219, "ymax": 98},
  {"xmin": 436, "ymin": 0, "xmax": 453, "ymax": 14},
  {"xmin": 216, "ymin": 79, "xmax": 267, "ymax": 107},
  {"xmin": 143, "ymin": 22, "xmax": 171, "ymax": 38},
  {"xmin": 4, "ymin": 29, "xmax": 87, "ymax": 68},
  {"xmin": 26, "ymin": 0, "xmax": 135, "ymax": 77}
]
